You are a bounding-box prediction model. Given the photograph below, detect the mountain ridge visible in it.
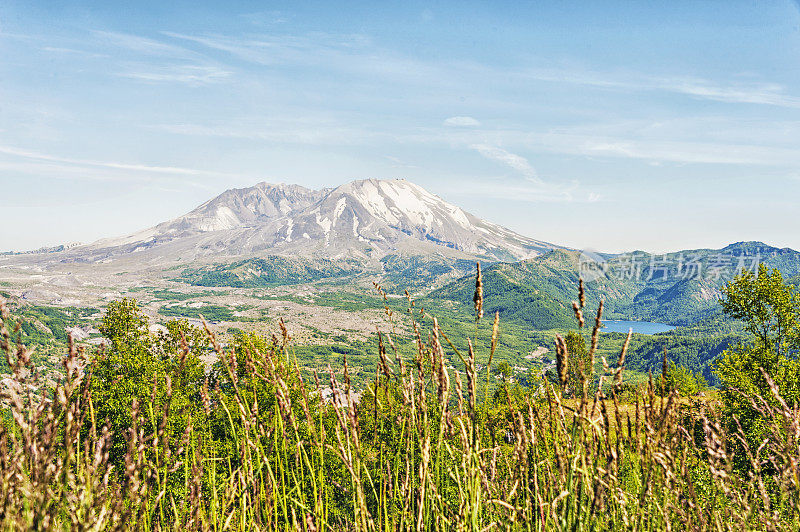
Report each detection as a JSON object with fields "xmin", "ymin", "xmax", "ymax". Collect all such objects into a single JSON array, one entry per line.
[
  {"xmin": 429, "ymin": 242, "xmax": 800, "ymax": 328},
  {"xmin": 32, "ymin": 178, "xmax": 562, "ymax": 265}
]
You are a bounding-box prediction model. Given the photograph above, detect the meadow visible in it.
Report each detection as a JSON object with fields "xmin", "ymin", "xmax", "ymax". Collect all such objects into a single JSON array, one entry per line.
[{"xmin": 0, "ymin": 266, "xmax": 798, "ymax": 531}]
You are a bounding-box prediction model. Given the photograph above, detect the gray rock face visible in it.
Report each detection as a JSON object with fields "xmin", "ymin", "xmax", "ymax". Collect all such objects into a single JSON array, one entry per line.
[{"xmin": 48, "ymin": 179, "xmax": 562, "ymax": 263}]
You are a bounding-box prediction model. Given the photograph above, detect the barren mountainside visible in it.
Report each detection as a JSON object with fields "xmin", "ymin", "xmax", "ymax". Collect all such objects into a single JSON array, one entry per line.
[{"xmin": 76, "ymin": 178, "xmax": 560, "ymax": 263}]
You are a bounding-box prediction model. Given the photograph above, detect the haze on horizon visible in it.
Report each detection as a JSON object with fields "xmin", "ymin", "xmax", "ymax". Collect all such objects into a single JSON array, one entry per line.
[{"xmin": 1, "ymin": 0, "xmax": 799, "ymax": 255}]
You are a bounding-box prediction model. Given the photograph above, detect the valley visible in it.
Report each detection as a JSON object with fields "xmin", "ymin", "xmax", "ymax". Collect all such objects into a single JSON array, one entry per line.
[{"xmin": 2, "ymin": 179, "xmax": 797, "ymax": 393}]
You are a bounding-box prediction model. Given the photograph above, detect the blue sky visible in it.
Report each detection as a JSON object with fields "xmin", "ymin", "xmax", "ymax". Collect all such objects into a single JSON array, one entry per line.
[{"xmin": 1, "ymin": 0, "xmax": 799, "ymax": 253}]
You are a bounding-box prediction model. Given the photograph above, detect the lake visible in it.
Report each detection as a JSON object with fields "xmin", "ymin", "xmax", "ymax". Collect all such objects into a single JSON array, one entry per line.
[{"xmin": 602, "ymin": 320, "xmax": 675, "ymax": 335}]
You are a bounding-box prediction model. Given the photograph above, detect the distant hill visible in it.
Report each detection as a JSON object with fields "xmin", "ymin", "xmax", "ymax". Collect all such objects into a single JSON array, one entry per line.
[{"xmin": 430, "ymin": 243, "xmax": 800, "ymax": 328}]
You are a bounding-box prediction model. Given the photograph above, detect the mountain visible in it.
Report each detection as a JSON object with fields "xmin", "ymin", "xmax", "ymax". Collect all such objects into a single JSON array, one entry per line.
[
  {"xmin": 430, "ymin": 243, "xmax": 800, "ymax": 328},
  {"xmin": 48, "ymin": 179, "xmax": 560, "ymax": 265},
  {"xmin": 92, "ymin": 182, "xmax": 327, "ymax": 250},
  {"xmin": 6, "ymin": 178, "xmax": 799, "ymax": 327}
]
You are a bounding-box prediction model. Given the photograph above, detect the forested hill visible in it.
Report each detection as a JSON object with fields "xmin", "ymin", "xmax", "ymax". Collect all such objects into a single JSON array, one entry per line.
[{"xmin": 429, "ymin": 242, "xmax": 800, "ymax": 328}]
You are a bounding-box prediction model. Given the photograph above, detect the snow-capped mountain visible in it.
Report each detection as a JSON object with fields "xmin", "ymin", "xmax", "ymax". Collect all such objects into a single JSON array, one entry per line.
[{"xmin": 70, "ymin": 179, "xmax": 561, "ymax": 263}]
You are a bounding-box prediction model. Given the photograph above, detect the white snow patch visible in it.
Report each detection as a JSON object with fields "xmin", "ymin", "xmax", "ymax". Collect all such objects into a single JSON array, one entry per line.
[
  {"xmin": 197, "ymin": 206, "xmax": 240, "ymax": 231},
  {"xmin": 351, "ymin": 181, "xmax": 399, "ymax": 224},
  {"xmin": 285, "ymin": 219, "xmax": 294, "ymax": 242},
  {"xmin": 445, "ymin": 204, "xmax": 471, "ymax": 229},
  {"xmin": 315, "ymin": 213, "xmax": 332, "ymax": 235},
  {"xmin": 278, "ymin": 198, "xmax": 291, "ymax": 214},
  {"xmin": 378, "ymin": 180, "xmax": 436, "ymax": 230},
  {"xmin": 353, "ymin": 216, "xmax": 369, "ymax": 242},
  {"xmin": 333, "ymin": 197, "xmax": 347, "ymax": 222}
]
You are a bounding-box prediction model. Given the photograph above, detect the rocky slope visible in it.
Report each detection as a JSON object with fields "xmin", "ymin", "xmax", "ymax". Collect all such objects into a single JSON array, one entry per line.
[{"xmin": 55, "ymin": 178, "xmax": 561, "ymax": 264}]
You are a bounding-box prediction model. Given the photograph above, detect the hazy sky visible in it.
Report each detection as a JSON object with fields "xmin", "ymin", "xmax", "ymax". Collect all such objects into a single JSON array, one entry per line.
[{"xmin": 1, "ymin": 1, "xmax": 800, "ymax": 253}]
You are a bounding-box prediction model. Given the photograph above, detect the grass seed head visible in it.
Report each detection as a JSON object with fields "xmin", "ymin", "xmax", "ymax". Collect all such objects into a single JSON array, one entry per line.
[
  {"xmin": 555, "ymin": 334, "xmax": 569, "ymax": 389},
  {"xmin": 473, "ymin": 262, "xmax": 484, "ymax": 320},
  {"xmin": 572, "ymin": 301, "xmax": 585, "ymax": 327}
]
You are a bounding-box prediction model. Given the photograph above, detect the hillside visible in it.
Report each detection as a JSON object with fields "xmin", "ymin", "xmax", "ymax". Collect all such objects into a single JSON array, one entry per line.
[{"xmin": 430, "ymin": 243, "xmax": 800, "ymax": 328}]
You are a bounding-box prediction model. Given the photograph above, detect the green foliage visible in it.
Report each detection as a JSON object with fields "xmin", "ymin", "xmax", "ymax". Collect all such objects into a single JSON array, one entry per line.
[
  {"xmin": 430, "ymin": 264, "xmax": 575, "ymax": 330},
  {"xmin": 720, "ymin": 264, "xmax": 800, "ymax": 358},
  {"xmin": 149, "ymin": 289, "xmax": 223, "ymax": 301},
  {"xmin": 628, "ymin": 333, "xmax": 738, "ymax": 387},
  {"xmin": 715, "ymin": 265, "xmax": 800, "ymax": 472},
  {"xmin": 564, "ymin": 330, "xmax": 591, "ymax": 396},
  {"xmin": 5, "ymin": 270, "xmax": 800, "ymax": 529},
  {"xmin": 90, "ymin": 298, "xmax": 209, "ymax": 468},
  {"xmin": 492, "ymin": 360, "xmax": 512, "ymax": 381},
  {"xmin": 176, "ymin": 256, "xmax": 362, "ymax": 287},
  {"xmin": 660, "ymin": 361, "xmax": 706, "ymax": 396},
  {"xmin": 0, "ymin": 304, "xmax": 98, "ymax": 374},
  {"xmin": 158, "ymin": 303, "xmax": 240, "ymax": 321},
  {"xmin": 379, "ymin": 254, "xmax": 475, "ymax": 290},
  {"xmin": 6, "ymin": 304, "xmax": 97, "ymax": 346},
  {"xmin": 431, "ymin": 243, "xmax": 800, "ymax": 328}
]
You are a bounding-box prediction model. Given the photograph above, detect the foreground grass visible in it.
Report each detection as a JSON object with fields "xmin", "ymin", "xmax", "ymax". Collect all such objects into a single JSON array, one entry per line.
[{"xmin": 0, "ymin": 280, "xmax": 798, "ymax": 531}]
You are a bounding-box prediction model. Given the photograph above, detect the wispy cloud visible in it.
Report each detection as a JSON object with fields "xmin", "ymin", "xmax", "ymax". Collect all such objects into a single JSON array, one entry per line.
[
  {"xmin": 91, "ymin": 30, "xmax": 233, "ymax": 86},
  {"xmin": 161, "ymin": 31, "xmax": 365, "ymax": 66},
  {"xmin": 470, "ymin": 144, "xmax": 538, "ymax": 180},
  {"xmin": 521, "ymin": 67, "xmax": 800, "ymax": 109},
  {"xmin": 538, "ymin": 132, "xmax": 800, "ymax": 166},
  {"xmin": 444, "ymin": 116, "xmax": 480, "ymax": 127},
  {"xmin": 119, "ymin": 65, "xmax": 232, "ymax": 85},
  {"xmin": 160, "ymin": 31, "xmax": 441, "ymax": 83},
  {"xmin": 658, "ymin": 78, "xmax": 800, "ymax": 107},
  {"xmin": 0, "ymin": 145, "xmax": 239, "ymax": 181},
  {"xmin": 93, "ymin": 30, "xmax": 199, "ymax": 60},
  {"xmin": 41, "ymin": 46, "xmax": 108, "ymax": 58},
  {"xmin": 151, "ymin": 121, "xmax": 380, "ymax": 145},
  {"xmin": 465, "ymin": 144, "xmax": 596, "ymax": 202},
  {"xmin": 453, "ymin": 181, "xmax": 585, "ymax": 203}
]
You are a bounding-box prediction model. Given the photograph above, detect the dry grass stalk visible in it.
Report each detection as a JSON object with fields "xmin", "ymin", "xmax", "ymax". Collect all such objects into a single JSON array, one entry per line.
[{"xmin": 473, "ymin": 262, "xmax": 484, "ymax": 321}]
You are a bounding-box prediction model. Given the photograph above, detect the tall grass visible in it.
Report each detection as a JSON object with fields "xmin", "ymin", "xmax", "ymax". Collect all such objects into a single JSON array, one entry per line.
[{"xmin": 1, "ymin": 269, "xmax": 799, "ymax": 530}]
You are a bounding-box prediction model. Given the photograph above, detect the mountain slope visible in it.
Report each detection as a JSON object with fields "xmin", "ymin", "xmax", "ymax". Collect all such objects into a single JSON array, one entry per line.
[
  {"xmin": 58, "ymin": 179, "xmax": 562, "ymax": 265},
  {"xmin": 430, "ymin": 243, "xmax": 800, "ymax": 328},
  {"xmin": 92, "ymin": 183, "xmax": 326, "ymax": 250}
]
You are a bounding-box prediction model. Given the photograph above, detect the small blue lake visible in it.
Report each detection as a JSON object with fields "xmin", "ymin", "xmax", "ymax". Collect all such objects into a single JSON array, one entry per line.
[{"xmin": 602, "ymin": 320, "xmax": 675, "ymax": 335}]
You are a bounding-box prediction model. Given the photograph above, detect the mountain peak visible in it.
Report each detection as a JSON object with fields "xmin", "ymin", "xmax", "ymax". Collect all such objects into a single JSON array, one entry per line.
[{"xmin": 80, "ymin": 179, "xmax": 560, "ymax": 263}]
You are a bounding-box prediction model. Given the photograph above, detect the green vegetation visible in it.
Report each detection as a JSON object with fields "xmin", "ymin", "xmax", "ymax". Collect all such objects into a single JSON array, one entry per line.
[
  {"xmin": 379, "ymin": 254, "xmax": 475, "ymax": 289},
  {"xmin": 563, "ymin": 330, "xmax": 590, "ymax": 396},
  {"xmin": 176, "ymin": 256, "xmax": 363, "ymax": 287},
  {"xmin": 149, "ymin": 289, "xmax": 224, "ymax": 301},
  {"xmin": 2, "ymin": 264, "xmax": 800, "ymax": 529},
  {"xmin": 626, "ymin": 333, "xmax": 738, "ymax": 386},
  {"xmin": 660, "ymin": 361, "xmax": 707, "ymax": 396},
  {"xmin": 715, "ymin": 264, "xmax": 800, "ymax": 474},
  {"xmin": 91, "ymin": 299, "xmax": 209, "ymax": 466},
  {"xmin": 2, "ymin": 304, "xmax": 97, "ymax": 346},
  {"xmin": 430, "ymin": 243, "xmax": 800, "ymax": 328},
  {"xmin": 430, "ymin": 262, "xmax": 575, "ymax": 330}
]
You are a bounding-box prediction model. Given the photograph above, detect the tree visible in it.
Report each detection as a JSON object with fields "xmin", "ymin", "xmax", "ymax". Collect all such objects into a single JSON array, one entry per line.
[
  {"xmin": 720, "ymin": 264, "xmax": 799, "ymax": 362},
  {"xmin": 716, "ymin": 265, "xmax": 800, "ymax": 472},
  {"xmin": 660, "ymin": 361, "xmax": 705, "ymax": 397},
  {"xmin": 493, "ymin": 360, "xmax": 512, "ymax": 383},
  {"xmin": 89, "ymin": 299, "xmax": 208, "ymax": 468}
]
